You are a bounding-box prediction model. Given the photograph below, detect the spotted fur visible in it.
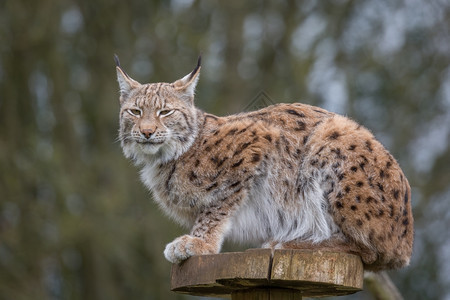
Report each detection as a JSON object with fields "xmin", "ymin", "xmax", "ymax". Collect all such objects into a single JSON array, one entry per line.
[{"xmin": 115, "ymin": 57, "xmax": 413, "ymax": 271}]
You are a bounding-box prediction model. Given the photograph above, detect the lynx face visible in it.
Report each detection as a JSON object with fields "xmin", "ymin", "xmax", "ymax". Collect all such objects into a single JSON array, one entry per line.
[{"xmin": 116, "ymin": 57, "xmax": 201, "ymax": 164}]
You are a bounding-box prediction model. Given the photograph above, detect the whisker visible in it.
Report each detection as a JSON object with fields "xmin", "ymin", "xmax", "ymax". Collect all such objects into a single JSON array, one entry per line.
[
  {"xmin": 116, "ymin": 130, "xmax": 189, "ymax": 144},
  {"xmin": 115, "ymin": 132, "xmax": 135, "ymax": 143}
]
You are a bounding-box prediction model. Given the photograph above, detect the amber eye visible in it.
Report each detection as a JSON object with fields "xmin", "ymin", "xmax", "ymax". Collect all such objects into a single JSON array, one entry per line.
[
  {"xmin": 158, "ymin": 109, "xmax": 174, "ymax": 117},
  {"xmin": 127, "ymin": 108, "xmax": 142, "ymax": 117}
]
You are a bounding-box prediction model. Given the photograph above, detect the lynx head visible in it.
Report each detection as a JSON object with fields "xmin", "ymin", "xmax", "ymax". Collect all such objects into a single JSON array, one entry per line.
[{"xmin": 115, "ymin": 56, "xmax": 201, "ymax": 165}]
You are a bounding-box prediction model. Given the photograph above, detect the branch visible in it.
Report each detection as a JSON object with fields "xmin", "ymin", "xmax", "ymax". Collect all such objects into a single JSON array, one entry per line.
[{"xmin": 364, "ymin": 271, "xmax": 404, "ymax": 300}]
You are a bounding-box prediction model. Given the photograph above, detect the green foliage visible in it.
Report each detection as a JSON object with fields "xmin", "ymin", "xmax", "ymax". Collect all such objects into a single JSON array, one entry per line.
[{"xmin": 1, "ymin": 0, "xmax": 449, "ymax": 299}]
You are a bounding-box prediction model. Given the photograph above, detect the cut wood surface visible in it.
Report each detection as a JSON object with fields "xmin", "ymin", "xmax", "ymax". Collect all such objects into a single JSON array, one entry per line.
[{"xmin": 171, "ymin": 249, "xmax": 364, "ymax": 298}]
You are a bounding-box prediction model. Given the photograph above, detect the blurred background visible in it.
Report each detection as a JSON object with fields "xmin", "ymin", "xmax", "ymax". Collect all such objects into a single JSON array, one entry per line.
[{"xmin": 1, "ymin": 0, "xmax": 450, "ymax": 299}]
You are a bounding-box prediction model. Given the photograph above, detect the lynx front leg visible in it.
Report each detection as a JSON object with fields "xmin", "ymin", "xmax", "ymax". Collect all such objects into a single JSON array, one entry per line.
[
  {"xmin": 163, "ymin": 235, "xmax": 216, "ymax": 263},
  {"xmin": 164, "ymin": 193, "xmax": 243, "ymax": 263}
]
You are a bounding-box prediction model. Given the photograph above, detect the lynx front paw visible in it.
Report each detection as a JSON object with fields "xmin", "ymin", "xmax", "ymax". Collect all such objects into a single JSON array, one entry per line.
[{"xmin": 164, "ymin": 235, "xmax": 216, "ymax": 264}]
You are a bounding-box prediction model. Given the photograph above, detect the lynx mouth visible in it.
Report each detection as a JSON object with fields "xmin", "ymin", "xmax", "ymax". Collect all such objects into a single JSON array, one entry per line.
[{"xmin": 136, "ymin": 140, "xmax": 164, "ymax": 145}]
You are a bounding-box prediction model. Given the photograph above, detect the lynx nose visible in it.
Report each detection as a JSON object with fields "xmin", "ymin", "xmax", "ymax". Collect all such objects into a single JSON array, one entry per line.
[{"xmin": 140, "ymin": 128, "xmax": 155, "ymax": 139}]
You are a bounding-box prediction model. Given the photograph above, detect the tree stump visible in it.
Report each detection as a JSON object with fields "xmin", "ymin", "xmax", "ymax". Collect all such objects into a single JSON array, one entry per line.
[{"xmin": 170, "ymin": 249, "xmax": 364, "ymax": 299}]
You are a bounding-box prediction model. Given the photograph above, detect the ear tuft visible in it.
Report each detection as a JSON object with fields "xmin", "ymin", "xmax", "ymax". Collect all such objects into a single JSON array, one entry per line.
[
  {"xmin": 114, "ymin": 55, "xmax": 140, "ymax": 100},
  {"xmin": 173, "ymin": 56, "xmax": 202, "ymax": 102},
  {"xmin": 114, "ymin": 54, "xmax": 121, "ymax": 68},
  {"xmin": 188, "ymin": 55, "xmax": 201, "ymax": 81}
]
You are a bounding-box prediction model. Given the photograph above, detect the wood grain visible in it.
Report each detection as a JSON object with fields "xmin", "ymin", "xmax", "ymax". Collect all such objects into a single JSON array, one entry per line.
[{"xmin": 171, "ymin": 249, "xmax": 363, "ymax": 298}]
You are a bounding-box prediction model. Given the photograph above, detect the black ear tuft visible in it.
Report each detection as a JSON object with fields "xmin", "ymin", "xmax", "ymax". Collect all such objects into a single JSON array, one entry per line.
[
  {"xmin": 114, "ymin": 54, "xmax": 132, "ymax": 79},
  {"xmin": 114, "ymin": 54, "xmax": 121, "ymax": 68},
  {"xmin": 196, "ymin": 55, "xmax": 202, "ymax": 69},
  {"xmin": 189, "ymin": 55, "xmax": 202, "ymax": 80}
]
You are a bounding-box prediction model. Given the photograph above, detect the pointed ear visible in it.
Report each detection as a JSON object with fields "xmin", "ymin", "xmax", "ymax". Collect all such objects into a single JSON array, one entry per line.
[
  {"xmin": 114, "ymin": 55, "xmax": 140, "ymax": 101},
  {"xmin": 173, "ymin": 56, "xmax": 201, "ymax": 102}
]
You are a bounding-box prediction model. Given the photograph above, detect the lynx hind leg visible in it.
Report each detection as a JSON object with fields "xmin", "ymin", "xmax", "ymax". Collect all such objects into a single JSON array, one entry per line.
[{"xmin": 307, "ymin": 115, "xmax": 413, "ymax": 270}]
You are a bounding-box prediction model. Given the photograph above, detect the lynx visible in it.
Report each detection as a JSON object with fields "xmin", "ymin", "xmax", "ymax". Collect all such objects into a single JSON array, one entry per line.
[{"xmin": 115, "ymin": 56, "xmax": 413, "ymax": 271}]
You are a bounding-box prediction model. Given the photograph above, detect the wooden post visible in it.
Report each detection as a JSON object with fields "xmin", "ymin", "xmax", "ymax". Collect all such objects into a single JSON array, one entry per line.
[{"xmin": 170, "ymin": 249, "xmax": 364, "ymax": 299}]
